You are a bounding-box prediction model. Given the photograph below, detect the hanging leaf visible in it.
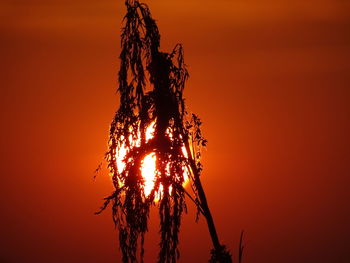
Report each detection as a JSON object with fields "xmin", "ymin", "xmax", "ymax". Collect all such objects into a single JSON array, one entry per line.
[{"xmin": 97, "ymin": 1, "xmax": 234, "ymax": 263}]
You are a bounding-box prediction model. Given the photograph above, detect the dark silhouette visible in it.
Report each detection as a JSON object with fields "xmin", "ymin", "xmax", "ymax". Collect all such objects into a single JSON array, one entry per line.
[{"xmin": 97, "ymin": 1, "xmax": 237, "ymax": 262}]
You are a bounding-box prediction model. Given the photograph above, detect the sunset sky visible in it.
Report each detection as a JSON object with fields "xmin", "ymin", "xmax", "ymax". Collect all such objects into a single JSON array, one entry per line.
[{"xmin": 1, "ymin": 0, "xmax": 350, "ymax": 262}]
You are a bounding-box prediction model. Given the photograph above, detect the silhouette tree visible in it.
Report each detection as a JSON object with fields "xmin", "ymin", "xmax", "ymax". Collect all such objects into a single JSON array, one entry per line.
[{"xmin": 97, "ymin": 1, "xmax": 236, "ymax": 262}]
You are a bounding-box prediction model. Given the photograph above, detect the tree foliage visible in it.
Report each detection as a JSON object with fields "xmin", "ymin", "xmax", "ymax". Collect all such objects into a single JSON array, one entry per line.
[{"xmin": 97, "ymin": 1, "xmax": 233, "ymax": 262}]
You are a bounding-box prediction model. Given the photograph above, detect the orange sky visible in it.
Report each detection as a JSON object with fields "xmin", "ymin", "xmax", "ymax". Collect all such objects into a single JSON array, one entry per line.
[{"xmin": 1, "ymin": 0, "xmax": 350, "ymax": 262}]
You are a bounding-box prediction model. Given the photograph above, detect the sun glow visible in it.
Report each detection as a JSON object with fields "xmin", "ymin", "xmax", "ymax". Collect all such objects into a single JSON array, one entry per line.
[
  {"xmin": 140, "ymin": 152, "xmax": 157, "ymax": 196},
  {"xmin": 115, "ymin": 122, "xmax": 189, "ymax": 197}
]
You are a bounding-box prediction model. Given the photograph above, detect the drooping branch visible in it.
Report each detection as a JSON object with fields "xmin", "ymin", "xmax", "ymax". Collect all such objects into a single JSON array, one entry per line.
[{"xmin": 97, "ymin": 1, "xmax": 233, "ymax": 262}]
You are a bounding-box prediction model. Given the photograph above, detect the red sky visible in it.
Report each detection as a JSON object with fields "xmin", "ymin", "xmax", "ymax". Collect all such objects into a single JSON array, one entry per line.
[{"xmin": 1, "ymin": 0, "xmax": 350, "ymax": 262}]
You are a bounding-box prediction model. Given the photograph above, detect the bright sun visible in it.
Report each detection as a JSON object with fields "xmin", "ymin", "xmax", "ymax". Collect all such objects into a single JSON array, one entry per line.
[
  {"xmin": 140, "ymin": 152, "xmax": 157, "ymax": 196},
  {"xmin": 115, "ymin": 122, "xmax": 189, "ymax": 197}
]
